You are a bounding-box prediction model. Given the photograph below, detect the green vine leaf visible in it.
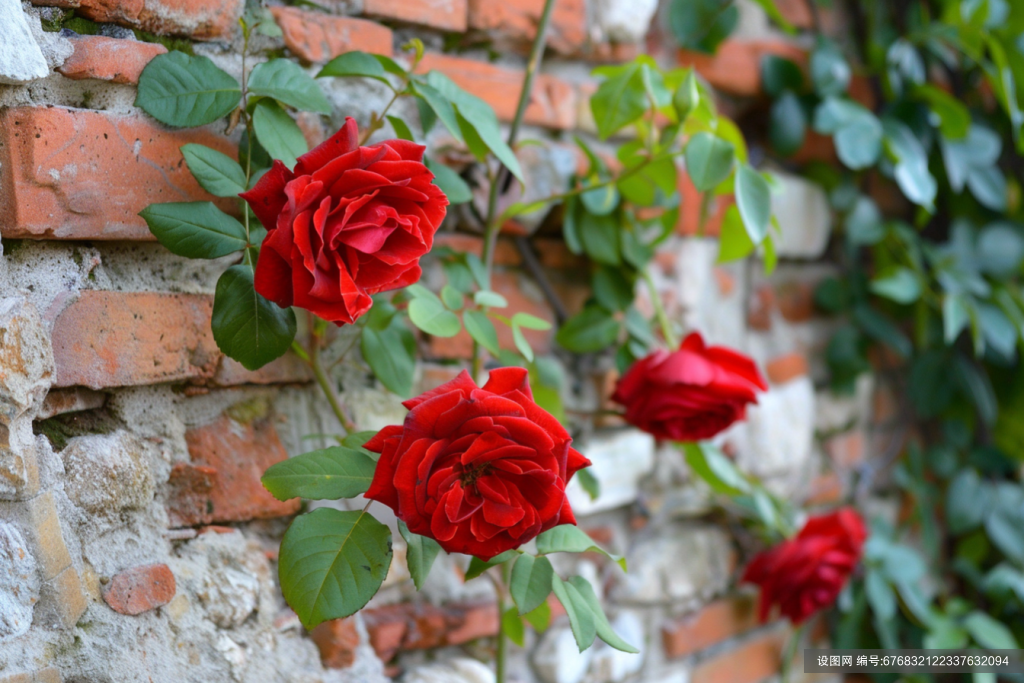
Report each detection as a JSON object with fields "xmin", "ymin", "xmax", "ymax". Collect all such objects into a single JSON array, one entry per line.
[
  {"xmin": 252, "ymin": 100, "xmax": 308, "ymax": 169},
  {"xmin": 551, "ymin": 574, "xmax": 597, "ymax": 651},
  {"xmin": 510, "ymin": 554, "xmax": 554, "ymax": 616},
  {"xmin": 135, "ymin": 51, "xmax": 241, "ymax": 127},
  {"xmin": 248, "ymin": 59, "xmax": 331, "ymax": 114},
  {"xmin": 360, "ymin": 302, "xmax": 416, "ymax": 398},
  {"xmin": 140, "ymin": 202, "xmax": 247, "ymax": 259},
  {"xmin": 535, "ymin": 525, "xmax": 626, "ymax": 570},
  {"xmin": 318, "ymin": 51, "xmax": 395, "ymax": 85},
  {"xmin": 399, "ymin": 521, "xmax": 443, "ymax": 591},
  {"xmin": 734, "ymin": 164, "xmax": 772, "ymax": 244},
  {"xmin": 261, "ymin": 446, "xmax": 376, "ymax": 501},
  {"xmin": 567, "ymin": 576, "xmax": 639, "ymax": 653},
  {"xmin": 279, "ymin": 508, "xmax": 392, "ymax": 629},
  {"xmin": 684, "ymin": 133, "xmax": 735, "ymax": 193},
  {"xmin": 180, "ymin": 144, "xmax": 248, "ymax": 198},
  {"xmin": 212, "ymin": 265, "xmax": 297, "ymax": 370}
]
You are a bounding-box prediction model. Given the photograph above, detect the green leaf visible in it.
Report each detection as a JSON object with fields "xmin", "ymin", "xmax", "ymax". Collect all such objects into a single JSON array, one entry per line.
[
  {"xmin": 425, "ymin": 158, "xmax": 472, "ymax": 204},
  {"xmin": 967, "ymin": 165, "xmax": 1008, "ymax": 211},
  {"xmin": 810, "ymin": 38, "xmax": 851, "ymax": 97},
  {"xmin": 135, "ymin": 51, "xmax": 241, "ymax": 128},
  {"xmin": 946, "ymin": 470, "xmax": 987, "ymax": 534},
  {"xmin": 735, "ymin": 164, "xmax": 771, "ymax": 244},
  {"xmin": 835, "ymin": 116, "xmax": 883, "ymax": 170},
  {"xmin": 590, "ymin": 61, "xmax": 649, "ymax": 140},
  {"xmin": 667, "ymin": 0, "xmax": 738, "ymax": 54},
  {"xmin": 579, "ymin": 213, "xmax": 621, "ymax": 265},
  {"xmin": 870, "ymin": 267, "xmax": 921, "ymax": 304},
  {"xmin": 593, "ymin": 267, "xmax": 635, "ymax": 312},
  {"xmin": 253, "ymin": 100, "xmax": 308, "ymax": 169},
  {"xmin": 536, "ymin": 525, "xmax": 626, "ymax": 570},
  {"xmin": 440, "ymin": 284, "xmax": 464, "ymax": 310},
  {"xmin": 567, "ymin": 576, "xmax": 639, "ymax": 653},
  {"xmin": 510, "ymin": 554, "xmax": 554, "ymax": 615},
  {"xmin": 410, "ymin": 81, "xmax": 462, "ymax": 141},
  {"xmin": 556, "ymin": 306, "xmax": 621, "ymax": 353},
  {"xmin": 474, "ymin": 291, "xmax": 509, "ymax": 308},
  {"xmin": 944, "ymin": 295, "xmax": 970, "ymax": 343},
  {"xmin": 577, "ymin": 467, "xmax": 600, "ymax": 500},
  {"xmin": 248, "ymin": 59, "xmax": 331, "ymax": 114},
  {"xmin": 361, "ymin": 304, "xmax": 416, "ymax": 398},
  {"xmin": 683, "ymin": 442, "xmax": 752, "ymax": 495},
  {"xmin": 769, "ymin": 92, "xmax": 806, "ymax": 157},
  {"xmin": 523, "ymin": 600, "xmax": 552, "ymax": 632},
  {"xmin": 672, "ymin": 69, "xmax": 700, "ymax": 121},
  {"xmin": 581, "ymin": 182, "xmax": 620, "ymax": 216},
  {"xmin": 317, "ymin": 51, "xmax": 393, "ymax": 84},
  {"xmin": 140, "ymin": 201, "xmax": 247, "ymax": 259},
  {"xmin": 425, "ymin": 71, "xmax": 523, "ymax": 181},
  {"xmin": 408, "ymin": 292, "xmax": 462, "ymax": 337},
  {"xmin": 717, "ymin": 205, "xmax": 755, "ymax": 262},
  {"xmin": 864, "ymin": 569, "xmax": 897, "ymax": 620},
  {"xmin": 212, "ymin": 265, "xmax": 297, "ymax": 370},
  {"xmin": 883, "ymin": 120, "xmax": 936, "ymax": 211},
  {"xmin": 464, "ymin": 310, "xmax": 500, "ymax": 355},
  {"xmin": 964, "ymin": 611, "xmax": 1019, "ymax": 649},
  {"xmin": 551, "ymin": 574, "xmax": 596, "ymax": 652},
  {"xmin": 399, "ymin": 520, "xmax": 442, "ymax": 591},
  {"xmin": 261, "ymin": 446, "xmax": 376, "ymax": 501},
  {"xmin": 512, "ymin": 324, "xmax": 534, "ymax": 362},
  {"xmin": 279, "ymin": 508, "xmax": 392, "ymax": 628},
  {"xmin": 915, "ymin": 84, "xmax": 970, "ymax": 139},
  {"xmin": 387, "ymin": 115, "xmax": 415, "ymax": 142},
  {"xmin": 180, "ymin": 144, "xmax": 247, "ymax": 198},
  {"xmin": 761, "ymin": 55, "xmax": 803, "ymax": 96},
  {"xmin": 685, "ymin": 132, "xmax": 735, "ymax": 193},
  {"xmin": 512, "ymin": 313, "xmax": 551, "ymax": 331},
  {"xmin": 464, "ymin": 550, "xmax": 517, "ymax": 580},
  {"xmin": 503, "ymin": 606, "xmax": 527, "ymax": 647}
]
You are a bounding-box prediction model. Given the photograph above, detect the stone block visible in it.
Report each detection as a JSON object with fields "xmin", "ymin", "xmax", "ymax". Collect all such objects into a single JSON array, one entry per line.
[
  {"xmin": 28, "ymin": 0, "xmax": 244, "ymax": 40},
  {"xmin": 566, "ymin": 429, "xmax": 655, "ymax": 516},
  {"xmin": 0, "ymin": 0, "xmax": 49, "ymax": 84},
  {"xmin": 23, "ymin": 491, "xmax": 72, "ymax": 581},
  {"xmin": 62, "ymin": 432, "xmax": 155, "ymax": 513},
  {"xmin": 612, "ymin": 525, "xmax": 733, "ymax": 604},
  {"xmin": 771, "ymin": 172, "xmax": 833, "ymax": 259},
  {"xmin": 36, "ymin": 565, "xmax": 87, "ymax": 629},
  {"xmin": 0, "ymin": 521, "xmax": 39, "ymax": 640}
]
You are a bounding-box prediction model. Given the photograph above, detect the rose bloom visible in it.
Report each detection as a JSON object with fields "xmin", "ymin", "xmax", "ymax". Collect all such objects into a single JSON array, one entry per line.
[
  {"xmin": 742, "ymin": 508, "xmax": 867, "ymax": 624},
  {"xmin": 611, "ymin": 332, "xmax": 767, "ymax": 441},
  {"xmin": 240, "ymin": 117, "xmax": 447, "ymax": 325},
  {"xmin": 364, "ymin": 368, "xmax": 591, "ymax": 560}
]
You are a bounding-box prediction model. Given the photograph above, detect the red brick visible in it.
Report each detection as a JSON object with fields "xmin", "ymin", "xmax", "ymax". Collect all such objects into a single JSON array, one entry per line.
[
  {"xmin": 806, "ymin": 472, "xmax": 844, "ymax": 506},
  {"xmin": 30, "ymin": 0, "xmax": 243, "ymax": 40},
  {"xmin": 363, "ymin": 0, "xmax": 468, "ymax": 32},
  {"xmin": 765, "ymin": 352, "xmax": 809, "ymax": 384},
  {"xmin": 678, "ymin": 167, "xmax": 732, "ymax": 237},
  {"xmin": 363, "ymin": 601, "xmax": 498, "ymax": 661},
  {"xmin": 678, "ymin": 41, "xmax": 807, "ymax": 97},
  {"xmin": 58, "ymin": 35, "xmax": 167, "ymax": 85},
  {"xmin": 416, "ymin": 53, "xmax": 577, "ymax": 130},
  {"xmin": 271, "ymin": 7, "xmax": 393, "ymax": 63},
  {"xmin": 468, "ymin": 0, "xmax": 585, "ymax": 55},
  {"xmin": 713, "ymin": 268, "xmax": 736, "ymax": 296},
  {"xmin": 661, "ymin": 595, "xmax": 758, "ymax": 659},
  {"xmin": 102, "ymin": 563, "xmax": 176, "ymax": 615},
  {"xmin": 776, "ymin": 281, "xmax": 816, "ymax": 322},
  {"xmin": 433, "ymin": 233, "xmax": 522, "ymax": 267},
  {"xmin": 691, "ymin": 630, "xmax": 785, "ymax": 683},
  {"xmin": 748, "ymin": 285, "xmax": 776, "ymax": 331},
  {"xmin": 168, "ymin": 415, "xmax": 301, "ymax": 526},
  {"xmin": 823, "ymin": 430, "xmax": 865, "ymax": 467},
  {"xmin": 213, "ymin": 354, "xmax": 312, "ymax": 387},
  {"xmin": 0, "ymin": 107, "xmax": 236, "ymax": 241},
  {"xmin": 51, "ymin": 292, "xmax": 220, "ymax": 389},
  {"xmin": 311, "ymin": 618, "xmax": 361, "ymax": 669}
]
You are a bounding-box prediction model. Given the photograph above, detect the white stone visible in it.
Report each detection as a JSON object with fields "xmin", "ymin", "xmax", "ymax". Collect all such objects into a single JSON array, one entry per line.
[
  {"xmin": 0, "ymin": 521, "xmax": 39, "ymax": 640},
  {"xmin": 588, "ymin": 612, "xmax": 645, "ymax": 682},
  {"xmin": 567, "ymin": 429, "xmax": 655, "ymax": 516},
  {"xmin": 612, "ymin": 525, "xmax": 732, "ymax": 604},
  {"xmin": 815, "ymin": 374, "xmax": 874, "ymax": 433},
  {"xmin": 592, "ymin": 0, "xmax": 658, "ymax": 43},
  {"xmin": 23, "ymin": 5, "xmax": 72, "ymax": 69},
  {"xmin": 533, "ymin": 627, "xmax": 594, "ymax": 683},
  {"xmin": 403, "ymin": 657, "xmax": 495, "ymax": 683},
  {"xmin": 671, "ymin": 238, "xmax": 748, "ymax": 346},
  {"xmin": 62, "ymin": 432, "xmax": 155, "ymax": 513},
  {"xmin": 200, "ymin": 566, "xmax": 260, "ymax": 628},
  {"xmin": 722, "ymin": 376, "xmax": 816, "ymax": 484},
  {"xmin": 0, "ymin": 0, "xmax": 48, "ymax": 84},
  {"xmin": 471, "ymin": 143, "xmax": 575, "ymax": 233},
  {"xmin": 215, "ymin": 633, "xmax": 247, "ymax": 681},
  {"xmin": 771, "ymin": 172, "xmax": 833, "ymax": 259}
]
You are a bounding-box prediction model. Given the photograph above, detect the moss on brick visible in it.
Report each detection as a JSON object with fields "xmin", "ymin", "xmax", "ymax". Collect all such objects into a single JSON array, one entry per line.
[{"xmin": 34, "ymin": 409, "xmax": 121, "ymax": 452}]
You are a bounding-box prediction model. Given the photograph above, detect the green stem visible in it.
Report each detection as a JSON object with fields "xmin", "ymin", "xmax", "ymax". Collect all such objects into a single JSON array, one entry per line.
[
  {"xmin": 780, "ymin": 623, "xmax": 805, "ymax": 683},
  {"xmin": 494, "ymin": 563, "xmax": 511, "ymax": 683},
  {"xmin": 642, "ymin": 268, "xmax": 678, "ymax": 349},
  {"xmin": 308, "ymin": 327, "xmax": 355, "ymax": 435}
]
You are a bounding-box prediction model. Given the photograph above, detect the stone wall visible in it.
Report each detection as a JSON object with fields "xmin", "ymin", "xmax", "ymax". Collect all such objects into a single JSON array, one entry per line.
[{"xmin": 0, "ymin": 0, "xmax": 881, "ymax": 682}]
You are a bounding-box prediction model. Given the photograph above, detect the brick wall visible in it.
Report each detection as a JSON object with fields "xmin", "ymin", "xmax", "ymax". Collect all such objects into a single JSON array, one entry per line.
[{"xmin": 0, "ymin": 0, "xmax": 868, "ymax": 682}]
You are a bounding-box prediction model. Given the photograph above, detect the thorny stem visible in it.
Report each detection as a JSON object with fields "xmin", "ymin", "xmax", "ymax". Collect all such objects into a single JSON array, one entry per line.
[
  {"xmin": 472, "ymin": 0, "xmax": 558, "ymax": 382},
  {"xmin": 357, "ymin": 48, "xmax": 424, "ymax": 145},
  {"xmin": 642, "ymin": 267, "xmax": 678, "ymax": 349},
  {"xmin": 490, "ymin": 563, "xmax": 512, "ymax": 683},
  {"xmin": 307, "ymin": 318, "xmax": 356, "ymax": 435}
]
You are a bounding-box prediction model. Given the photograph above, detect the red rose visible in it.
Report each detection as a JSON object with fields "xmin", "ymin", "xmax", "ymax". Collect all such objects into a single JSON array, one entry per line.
[
  {"xmin": 742, "ymin": 508, "xmax": 867, "ymax": 624},
  {"xmin": 240, "ymin": 117, "xmax": 448, "ymax": 325},
  {"xmin": 363, "ymin": 368, "xmax": 591, "ymax": 560},
  {"xmin": 611, "ymin": 332, "xmax": 767, "ymax": 441}
]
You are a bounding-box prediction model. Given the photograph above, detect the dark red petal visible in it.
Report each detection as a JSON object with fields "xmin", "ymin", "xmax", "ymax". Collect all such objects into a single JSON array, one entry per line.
[
  {"xmin": 239, "ymin": 160, "xmax": 294, "ymax": 231},
  {"xmin": 482, "ymin": 367, "xmax": 532, "ymax": 398},
  {"xmin": 253, "ymin": 240, "xmax": 295, "ymax": 308},
  {"xmin": 294, "ymin": 117, "xmax": 359, "ymax": 176},
  {"xmin": 403, "ymin": 370, "xmax": 478, "ymax": 411}
]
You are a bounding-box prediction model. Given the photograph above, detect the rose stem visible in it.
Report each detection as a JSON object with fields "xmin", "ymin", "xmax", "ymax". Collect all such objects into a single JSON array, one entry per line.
[
  {"xmin": 307, "ymin": 315, "xmax": 356, "ymax": 435},
  {"xmin": 472, "ymin": 0, "xmax": 558, "ymax": 383},
  {"xmin": 642, "ymin": 267, "xmax": 679, "ymax": 349}
]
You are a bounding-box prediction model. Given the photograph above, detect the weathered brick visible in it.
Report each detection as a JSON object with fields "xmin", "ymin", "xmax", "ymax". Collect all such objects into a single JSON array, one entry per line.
[
  {"xmin": 748, "ymin": 284, "xmax": 776, "ymax": 331},
  {"xmin": 24, "ymin": 491, "xmax": 72, "ymax": 581},
  {"xmin": 363, "ymin": 601, "xmax": 498, "ymax": 661},
  {"xmin": 37, "ymin": 388, "xmax": 106, "ymax": 421},
  {"xmin": 168, "ymin": 415, "xmax": 300, "ymax": 526},
  {"xmin": 776, "ymin": 281, "xmax": 816, "ymax": 322},
  {"xmin": 36, "ymin": 566, "xmax": 88, "ymax": 629},
  {"xmin": 661, "ymin": 595, "xmax": 758, "ymax": 659},
  {"xmin": 806, "ymin": 472, "xmax": 844, "ymax": 506},
  {"xmin": 678, "ymin": 168, "xmax": 731, "ymax": 237},
  {"xmin": 691, "ymin": 630, "xmax": 785, "ymax": 683},
  {"xmin": 468, "ymin": 0, "xmax": 586, "ymax": 55},
  {"xmin": 0, "ymin": 107, "xmax": 236, "ymax": 241},
  {"xmin": 765, "ymin": 352, "xmax": 809, "ymax": 385},
  {"xmin": 212, "ymin": 354, "xmax": 312, "ymax": 387},
  {"xmin": 102, "ymin": 563, "xmax": 176, "ymax": 615},
  {"xmin": 271, "ymin": 7, "xmax": 393, "ymax": 63},
  {"xmin": 58, "ymin": 34, "xmax": 167, "ymax": 84},
  {"xmin": 33, "ymin": 670, "xmax": 62, "ymax": 683},
  {"xmin": 823, "ymin": 430, "xmax": 865, "ymax": 468},
  {"xmin": 678, "ymin": 41, "xmax": 807, "ymax": 97},
  {"xmin": 51, "ymin": 292, "xmax": 220, "ymax": 389},
  {"xmin": 363, "ymin": 0, "xmax": 468, "ymax": 32},
  {"xmin": 311, "ymin": 618, "xmax": 361, "ymax": 669},
  {"xmin": 29, "ymin": 0, "xmax": 244, "ymax": 40},
  {"xmin": 416, "ymin": 54, "xmax": 577, "ymax": 129}
]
